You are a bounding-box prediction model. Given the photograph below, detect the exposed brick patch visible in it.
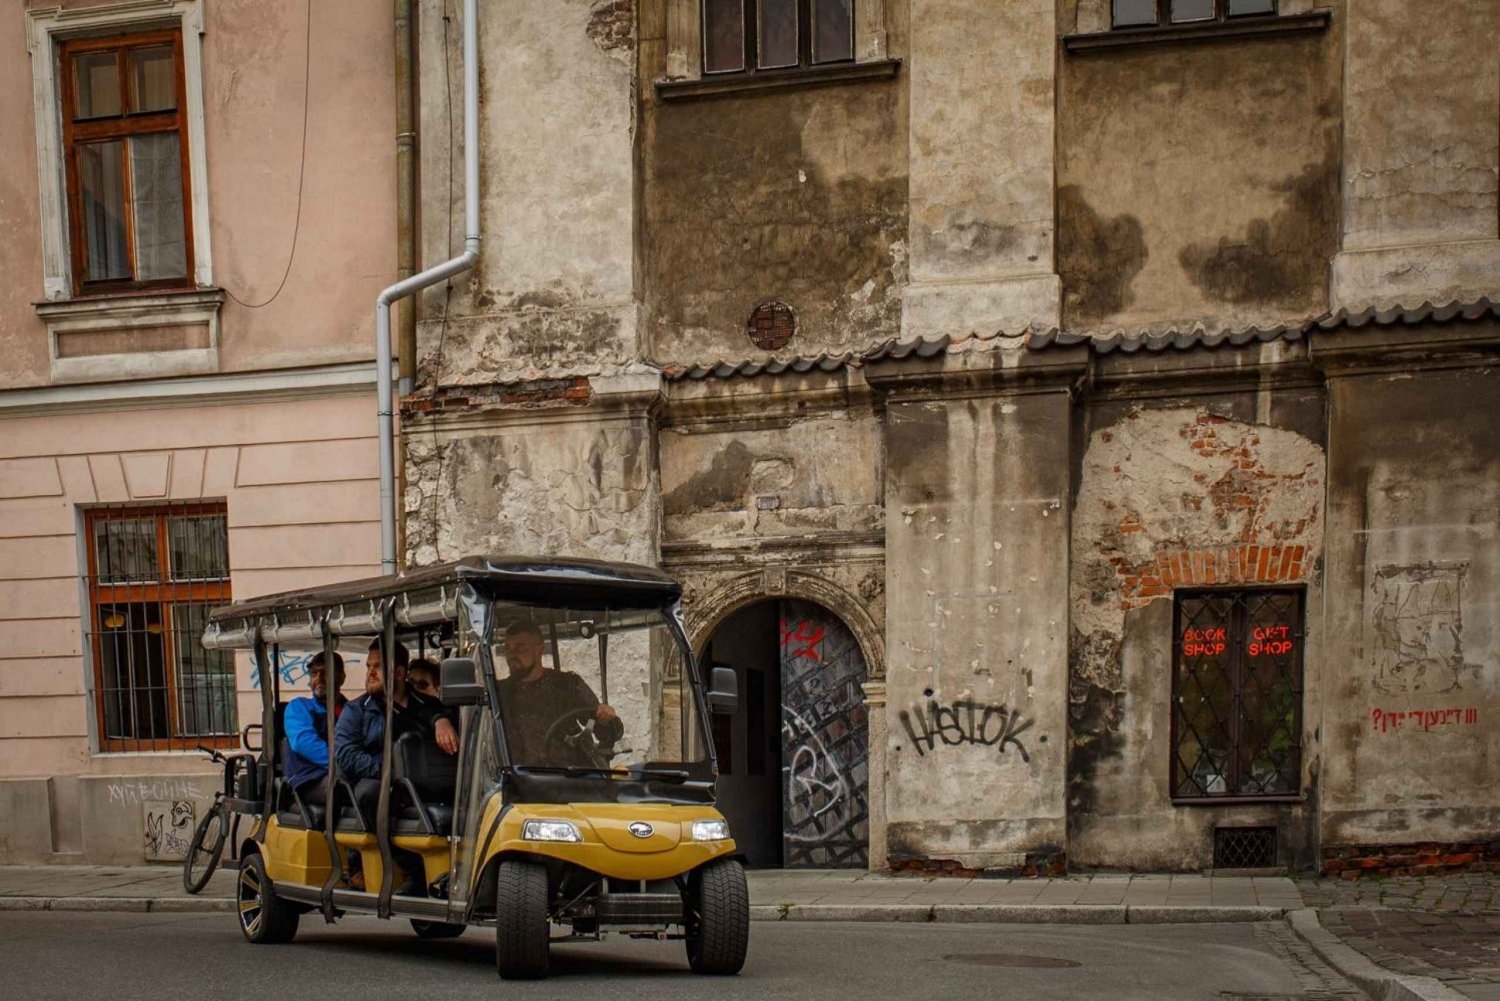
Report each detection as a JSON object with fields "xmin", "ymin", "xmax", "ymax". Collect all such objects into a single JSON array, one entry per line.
[
  {"xmin": 1321, "ymin": 841, "xmax": 1500, "ymax": 878},
  {"xmin": 402, "ymin": 376, "xmax": 593, "ymax": 416},
  {"xmin": 889, "ymin": 851, "xmax": 1068, "ymax": 879},
  {"xmin": 586, "ymin": 0, "xmax": 634, "ymax": 54}
]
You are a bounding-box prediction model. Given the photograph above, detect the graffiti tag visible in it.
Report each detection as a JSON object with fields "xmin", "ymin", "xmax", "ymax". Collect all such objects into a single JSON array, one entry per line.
[
  {"xmin": 900, "ymin": 699, "xmax": 1034, "ymax": 763},
  {"xmin": 248, "ymin": 652, "xmax": 364, "ymax": 690},
  {"xmin": 108, "ymin": 779, "xmax": 202, "ymax": 806},
  {"xmin": 144, "ymin": 799, "xmax": 195, "ymax": 861},
  {"xmin": 779, "ymin": 620, "xmax": 826, "ymax": 663},
  {"xmin": 1371, "ymin": 707, "xmax": 1479, "ymax": 733}
]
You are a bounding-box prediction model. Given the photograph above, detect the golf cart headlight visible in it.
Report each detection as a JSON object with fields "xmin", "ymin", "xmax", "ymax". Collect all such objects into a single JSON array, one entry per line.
[
  {"xmin": 523, "ymin": 819, "xmax": 582, "ymax": 843},
  {"xmin": 691, "ymin": 819, "xmax": 730, "ymax": 842}
]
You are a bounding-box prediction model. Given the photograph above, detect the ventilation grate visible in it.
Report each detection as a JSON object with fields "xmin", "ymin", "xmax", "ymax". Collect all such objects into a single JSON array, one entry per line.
[{"xmin": 1214, "ymin": 826, "xmax": 1277, "ymax": 868}]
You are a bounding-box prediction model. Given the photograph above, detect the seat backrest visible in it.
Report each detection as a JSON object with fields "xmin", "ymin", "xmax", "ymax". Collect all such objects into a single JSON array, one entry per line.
[
  {"xmin": 271, "ymin": 700, "xmax": 290, "ymax": 772},
  {"xmin": 393, "ymin": 732, "xmax": 458, "ymax": 802}
]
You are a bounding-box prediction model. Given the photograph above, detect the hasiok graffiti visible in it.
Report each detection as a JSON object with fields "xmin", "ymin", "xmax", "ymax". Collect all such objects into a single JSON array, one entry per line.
[
  {"xmin": 899, "ymin": 698, "xmax": 1035, "ymax": 762},
  {"xmin": 779, "ymin": 601, "xmax": 869, "ymax": 868}
]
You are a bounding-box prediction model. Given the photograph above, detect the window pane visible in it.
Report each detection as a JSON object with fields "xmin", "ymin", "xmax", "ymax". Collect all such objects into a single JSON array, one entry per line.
[
  {"xmin": 1113, "ymin": 0, "xmax": 1158, "ymax": 26},
  {"xmin": 812, "ymin": 0, "xmax": 854, "ymax": 64},
  {"xmin": 98, "ymin": 601, "xmax": 170, "ymax": 741},
  {"xmin": 1227, "ymin": 0, "xmax": 1275, "ymax": 14},
  {"xmin": 172, "ymin": 603, "xmax": 237, "ymax": 737},
  {"xmin": 758, "ymin": 0, "xmax": 798, "ymax": 68},
  {"xmin": 74, "ymin": 51, "xmax": 121, "ymax": 119},
  {"xmin": 1171, "ymin": 0, "xmax": 1214, "ymax": 21},
  {"xmin": 79, "ymin": 140, "xmax": 131, "ymax": 282},
  {"xmin": 167, "ymin": 514, "xmax": 229, "ymax": 581},
  {"xmin": 1239, "ymin": 592, "xmax": 1301, "ymax": 795},
  {"xmin": 1174, "ymin": 595, "xmax": 1234, "ymax": 797},
  {"xmin": 130, "ymin": 132, "xmax": 187, "ymax": 281},
  {"xmin": 94, "ymin": 516, "xmax": 158, "ymax": 584},
  {"xmin": 129, "ymin": 45, "xmax": 176, "ymax": 113},
  {"xmin": 704, "ymin": 0, "xmax": 746, "ymax": 73}
]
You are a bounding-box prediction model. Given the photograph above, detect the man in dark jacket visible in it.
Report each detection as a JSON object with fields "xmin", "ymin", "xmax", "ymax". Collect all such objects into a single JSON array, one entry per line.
[
  {"xmin": 284, "ymin": 651, "xmax": 347, "ymax": 806},
  {"xmin": 498, "ymin": 622, "xmax": 622, "ymax": 766},
  {"xmin": 334, "ymin": 638, "xmax": 456, "ymax": 896}
]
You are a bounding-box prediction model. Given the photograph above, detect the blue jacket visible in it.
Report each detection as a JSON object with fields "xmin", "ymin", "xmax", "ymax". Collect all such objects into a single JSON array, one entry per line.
[
  {"xmin": 284, "ymin": 695, "xmax": 344, "ymax": 790},
  {"xmin": 334, "ymin": 690, "xmax": 451, "ymax": 782}
]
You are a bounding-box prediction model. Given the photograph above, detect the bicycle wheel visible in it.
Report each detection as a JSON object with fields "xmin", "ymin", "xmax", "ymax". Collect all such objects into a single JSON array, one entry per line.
[{"xmin": 183, "ymin": 805, "xmax": 227, "ymax": 894}]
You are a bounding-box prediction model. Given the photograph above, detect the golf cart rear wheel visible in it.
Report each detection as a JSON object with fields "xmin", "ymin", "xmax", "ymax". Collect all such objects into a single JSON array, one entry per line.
[
  {"xmin": 685, "ymin": 859, "xmax": 749, "ymax": 975},
  {"xmin": 238, "ymin": 851, "xmax": 299, "ymax": 944},
  {"xmin": 495, "ymin": 859, "xmax": 550, "ymax": 980}
]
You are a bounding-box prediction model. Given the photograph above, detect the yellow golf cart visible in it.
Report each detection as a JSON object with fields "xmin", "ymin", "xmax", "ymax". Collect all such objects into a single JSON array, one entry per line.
[{"xmin": 202, "ymin": 555, "xmax": 748, "ymax": 979}]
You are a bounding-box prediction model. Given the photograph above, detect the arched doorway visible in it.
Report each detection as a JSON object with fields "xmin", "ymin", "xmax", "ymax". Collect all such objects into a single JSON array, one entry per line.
[{"xmin": 703, "ymin": 598, "xmax": 870, "ymax": 868}]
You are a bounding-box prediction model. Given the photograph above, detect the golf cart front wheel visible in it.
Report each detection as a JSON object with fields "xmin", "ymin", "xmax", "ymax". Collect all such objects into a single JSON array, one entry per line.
[
  {"xmin": 685, "ymin": 858, "xmax": 749, "ymax": 975},
  {"xmin": 494, "ymin": 859, "xmax": 550, "ymax": 980}
]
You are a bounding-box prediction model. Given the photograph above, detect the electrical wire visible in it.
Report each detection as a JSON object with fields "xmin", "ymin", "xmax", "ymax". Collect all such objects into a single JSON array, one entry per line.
[{"xmin": 223, "ymin": 0, "xmax": 313, "ymax": 309}]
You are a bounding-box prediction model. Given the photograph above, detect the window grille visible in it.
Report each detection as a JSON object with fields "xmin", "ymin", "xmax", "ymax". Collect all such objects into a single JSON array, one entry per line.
[
  {"xmin": 1213, "ymin": 825, "xmax": 1277, "ymax": 868},
  {"xmin": 84, "ymin": 502, "xmax": 235, "ymax": 752},
  {"xmin": 1172, "ymin": 589, "xmax": 1303, "ymax": 800}
]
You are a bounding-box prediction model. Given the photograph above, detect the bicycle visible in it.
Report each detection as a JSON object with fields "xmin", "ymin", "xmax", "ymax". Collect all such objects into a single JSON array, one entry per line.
[{"xmin": 183, "ymin": 734, "xmax": 261, "ymax": 894}]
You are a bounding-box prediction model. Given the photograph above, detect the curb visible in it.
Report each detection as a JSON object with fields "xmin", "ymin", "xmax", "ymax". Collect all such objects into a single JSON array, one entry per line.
[
  {"xmin": 0, "ymin": 896, "xmax": 234, "ymax": 913},
  {"xmin": 750, "ymin": 903, "xmax": 1287, "ymax": 924},
  {"xmin": 4, "ymin": 896, "xmax": 1285, "ymax": 924},
  {"xmin": 1284, "ymin": 908, "xmax": 1472, "ymax": 1001}
]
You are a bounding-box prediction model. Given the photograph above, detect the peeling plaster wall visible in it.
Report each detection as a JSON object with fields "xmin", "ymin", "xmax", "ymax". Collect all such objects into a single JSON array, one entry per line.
[
  {"xmin": 1334, "ymin": 0, "xmax": 1500, "ymax": 308},
  {"xmin": 1068, "ymin": 406, "xmax": 1327, "ymax": 869},
  {"xmin": 404, "ymin": 413, "xmax": 660, "ymax": 742},
  {"xmin": 883, "ymin": 388, "xmax": 1072, "ymax": 868},
  {"xmin": 414, "ymin": 0, "xmax": 639, "ymax": 385},
  {"xmin": 660, "ymin": 410, "xmax": 883, "ymax": 542},
  {"xmin": 1320, "ymin": 366, "xmax": 1500, "ymax": 849},
  {"xmin": 638, "ymin": 1, "xmax": 907, "ymax": 364},
  {"xmin": 1057, "ymin": 7, "xmax": 1342, "ymax": 332}
]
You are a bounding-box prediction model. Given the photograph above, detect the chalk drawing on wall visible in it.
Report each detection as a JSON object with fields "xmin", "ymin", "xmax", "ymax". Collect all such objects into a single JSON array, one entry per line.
[
  {"xmin": 144, "ymin": 799, "xmax": 195, "ymax": 862},
  {"xmin": 1371, "ymin": 562, "xmax": 1483, "ymax": 694},
  {"xmin": 779, "ymin": 600, "xmax": 869, "ymax": 869}
]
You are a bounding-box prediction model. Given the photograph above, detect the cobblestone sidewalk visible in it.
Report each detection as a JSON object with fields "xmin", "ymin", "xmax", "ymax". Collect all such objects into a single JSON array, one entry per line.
[{"xmin": 1302, "ymin": 874, "xmax": 1500, "ymax": 1001}]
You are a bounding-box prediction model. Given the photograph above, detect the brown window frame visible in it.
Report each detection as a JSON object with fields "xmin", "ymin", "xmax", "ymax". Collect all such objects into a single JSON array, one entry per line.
[
  {"xmin": 702, "ymin": 0, "xmax": 857, "ymax": 76},
  {"xmin": 1170, "ymin": 587, "xmax": 1304, "ymax": 804},
  {"xmin": 1112, "ymin": 0, "xmax": 1278, "ymax": 29},
  {"xmin": 86, "ymin": 502, "xmax": 236, "ymax": 753},
  {"xmin": 59, "ymin": 29, "xmax": 195, "ymax": 298}
]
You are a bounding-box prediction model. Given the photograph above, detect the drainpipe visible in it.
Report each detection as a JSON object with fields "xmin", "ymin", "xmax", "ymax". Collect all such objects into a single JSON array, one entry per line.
[
  {"xmin": 393, "ymin": 0, "xmax": 417, "ymax": 561},
  {"xmin": 375, "ymin": 0, "xmax": 480, "ymax": 575}
]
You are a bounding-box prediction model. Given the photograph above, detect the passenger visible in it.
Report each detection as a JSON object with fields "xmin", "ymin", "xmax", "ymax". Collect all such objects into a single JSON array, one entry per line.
[
  {"xmin": 406, "ymin": 658, "xmax": 440, "ymax": 699},
  {"xmin": 334, "ymin": 639, "xmax": 457, "ymax": 896},
  {"xmin": 497, "ymin": 622, "xmax": 622, "ymax": 765},
  {"xmin": 283, "ymin": 651, "xmax": 347, "ymax": 809}
]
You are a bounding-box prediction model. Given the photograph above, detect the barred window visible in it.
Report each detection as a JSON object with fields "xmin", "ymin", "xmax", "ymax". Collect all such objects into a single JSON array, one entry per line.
[
  {"xmin": 86, "ymin": 503, "xmax": 235, "ymax": 751},
  {"xmin": 1172, "ymin": 588, "xmax": 1303, "ymax": 801}
]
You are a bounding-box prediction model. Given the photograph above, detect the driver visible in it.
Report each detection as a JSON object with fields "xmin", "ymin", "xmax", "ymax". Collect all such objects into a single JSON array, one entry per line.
[{"xmin": 497, "ymin": 621, "xmax": 622, "ymax": 765}]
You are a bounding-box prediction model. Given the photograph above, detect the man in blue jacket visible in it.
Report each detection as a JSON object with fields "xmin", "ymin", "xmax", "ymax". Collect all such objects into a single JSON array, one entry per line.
[{"xmin": 284, "ymin": 651, "xmax": 347, "ymax": 807}]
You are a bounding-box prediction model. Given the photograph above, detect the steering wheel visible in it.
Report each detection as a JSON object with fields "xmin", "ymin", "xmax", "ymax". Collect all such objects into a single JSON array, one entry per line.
[{"xmin": 540, "ymin": 707, "xmax": 615, "ymax": 767}]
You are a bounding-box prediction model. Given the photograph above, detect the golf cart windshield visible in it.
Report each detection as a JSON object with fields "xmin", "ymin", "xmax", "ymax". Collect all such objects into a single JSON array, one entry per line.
[{"xmin": 488, "ymin": 603, "xmax": 708, "ymax": 778}]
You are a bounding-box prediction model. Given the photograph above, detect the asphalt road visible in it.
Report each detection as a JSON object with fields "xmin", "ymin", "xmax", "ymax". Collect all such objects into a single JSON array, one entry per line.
[{"xmin": 0, "ymin": 912, "xmax": 1363, "ymax": 1000}]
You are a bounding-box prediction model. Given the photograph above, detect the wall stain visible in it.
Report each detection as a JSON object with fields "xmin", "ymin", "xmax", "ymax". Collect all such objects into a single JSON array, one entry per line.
[
  {"xmin": 1179, "ymin": 154, "xmax": 1337, "ymax": 306},
  {"xmin": 662, "ymin": 440, "xmax": 759, "ymax": 514},
  {"xmin": 1058, "ymin": 185, "xmax": 1148, "ymax": 327}
]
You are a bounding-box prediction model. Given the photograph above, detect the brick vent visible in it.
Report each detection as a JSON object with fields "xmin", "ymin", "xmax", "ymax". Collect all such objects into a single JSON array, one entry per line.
[
  {"xmin": 1214, "ymin": 826, "xmax": 1278, "ymax": 868},
  {"xmin": 747, "ymin": 300, "xmax": 797, "ymax": 351},
  {"xmin": 1320, "ymin": 841, "xmax": 1500, "ymax": 879},
  {"xmin": 889, "ymin": 851, "xmax": 1068, "ymax": 880}
]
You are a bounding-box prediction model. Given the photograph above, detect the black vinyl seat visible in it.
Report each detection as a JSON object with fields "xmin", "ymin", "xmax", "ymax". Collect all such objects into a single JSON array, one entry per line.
[{"xmin": 391, "ymin": 732, "xmax": 458, "ymax": 836}]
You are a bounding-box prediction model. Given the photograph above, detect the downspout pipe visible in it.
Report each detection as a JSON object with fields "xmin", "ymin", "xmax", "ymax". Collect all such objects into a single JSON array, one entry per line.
[{"xmin": 375, "ymin": 0, "xmax": 480, "ymax": 575}]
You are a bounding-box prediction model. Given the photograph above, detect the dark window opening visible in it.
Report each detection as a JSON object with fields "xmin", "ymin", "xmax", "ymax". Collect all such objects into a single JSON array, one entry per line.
[
  {"xmin": 1213, "ymin": 826, "xmax": 1278, "ymax": 868},
  {"xmin": 1112, "ymin": 0, "xmax": 1277, "ymax": 29},
  {"xmin": 1172, "ymin": 588, "xmax": 1303, "ymax": 800},
  {"xmin": 59, "ymin": 30, "xmax": 194, "ymax": 296},
  {"xmin": 703, "ymin": 0, "xmax": 855, "ymax": 75},
  {"xmin": 87, "ymin": 502, "xmax": 234, "ymax": 752}
]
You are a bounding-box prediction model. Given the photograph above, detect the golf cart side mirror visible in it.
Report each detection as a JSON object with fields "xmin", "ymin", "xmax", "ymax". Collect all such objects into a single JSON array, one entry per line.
[
  {"xmin": 439, "ymin": 657, "xmax": 485, "ymax": 707},
  {"xmin": 707, "ymin": 665, "xmax": 737, "ymax": 715}
]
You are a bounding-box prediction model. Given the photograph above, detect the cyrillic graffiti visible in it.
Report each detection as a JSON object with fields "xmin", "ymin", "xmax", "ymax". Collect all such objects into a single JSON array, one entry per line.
[
  {"xmin": 1371, "ymin": 707, "xmax": 1479, "ymax": 733},
  {"xmin": 899, "ymin": 699, "xmax": 1034, "ymax": 763}
]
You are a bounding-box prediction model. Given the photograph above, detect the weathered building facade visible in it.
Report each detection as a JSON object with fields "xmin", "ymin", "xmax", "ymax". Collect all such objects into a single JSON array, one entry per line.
[{"xmin": 403, "ymin": 0, "xmax": 1498, "ymax": 875}]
